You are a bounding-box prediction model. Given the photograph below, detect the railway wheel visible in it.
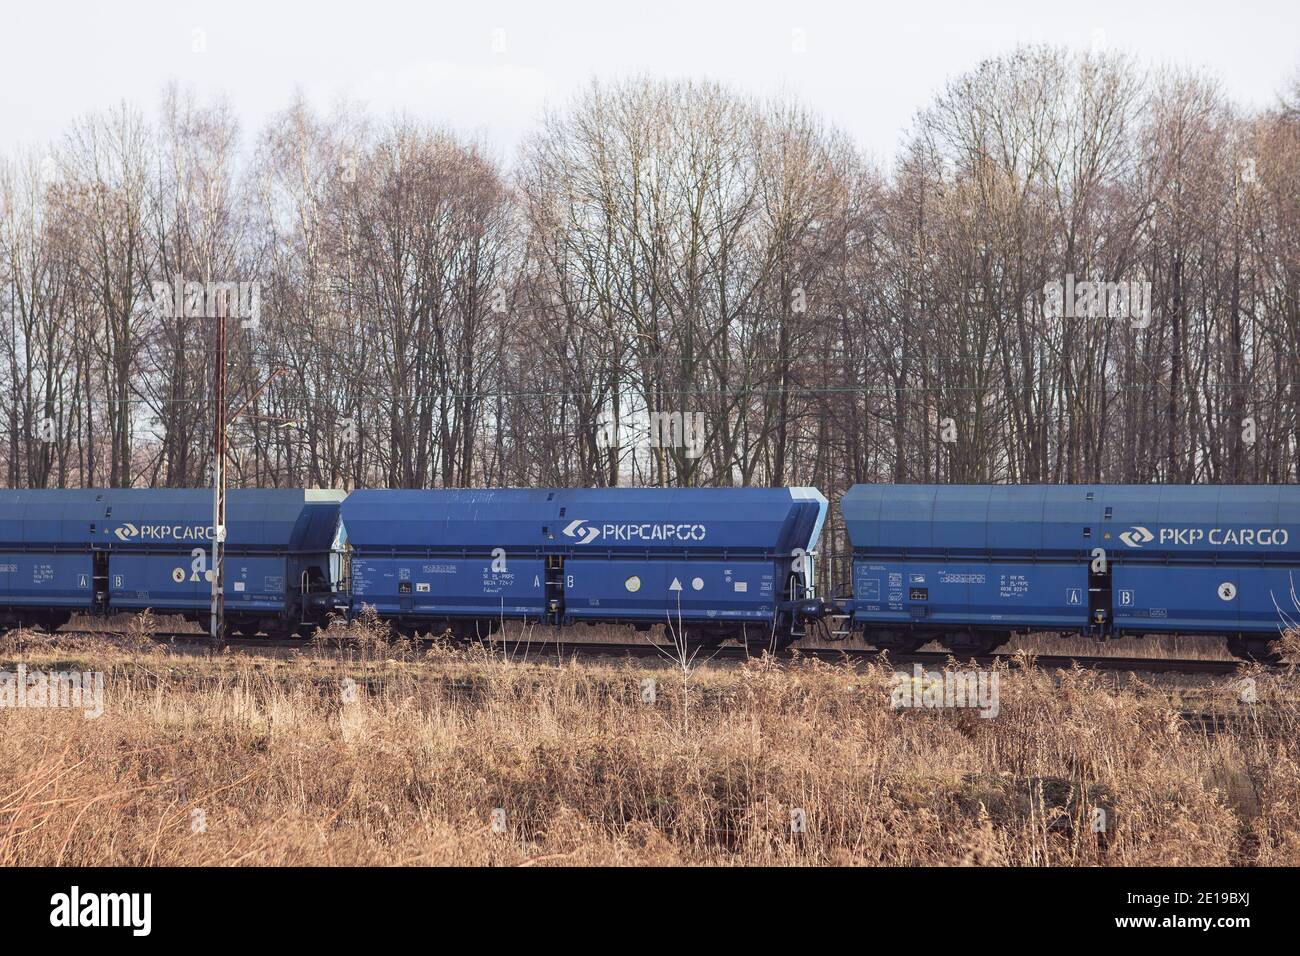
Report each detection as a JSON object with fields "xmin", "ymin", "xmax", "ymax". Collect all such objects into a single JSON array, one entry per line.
[
  {"xmin": 420, "ymin": 618, "xmax": 496, "ymax": 642},
  {"xmin": 20, "ymin": 611, "xmax": 71, "ymax": 632},
  {"xmin": 666, "ymin": 627, "xmax": 725, "ymax": 654},
  {"xmin": 734, "ymin": 622, "xmax": 799, "ymax": 654},
  {"xmin": 741, "ymin": 628, "xmax": 790, "ymax": 655},
  {"xmin": 265, "ymin": 622, "xmax": 312, "ymax": 641},
  {"xmin": 864, "ymin": 628, "xmax": 926, "ymax": 655},
  {"xmin": 449, "ymin": 618, "xmax": 496, "ymax": 642},
  {"xmin": 395, "ymin": 621, "xmax": 429, "ymax": 641},
  {"xmin": 939, "ymin": 630, "xmax": 1009, "ymax": 657},
  {"xmin": 1227, "ymin": 635, "xmax": 1283, "ymax": 666}
]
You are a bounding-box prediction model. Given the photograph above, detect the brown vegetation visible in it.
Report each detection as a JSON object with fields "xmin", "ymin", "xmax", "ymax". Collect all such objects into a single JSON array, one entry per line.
[{"xmin": 2, "ymin": 620, "xmax": 1297, "ymax": 866}]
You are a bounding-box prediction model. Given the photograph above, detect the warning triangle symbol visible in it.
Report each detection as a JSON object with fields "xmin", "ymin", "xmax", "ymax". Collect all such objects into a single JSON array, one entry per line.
[{"xmin": 669, "ymin": 577, "xmax": 683, "ymax": 592}]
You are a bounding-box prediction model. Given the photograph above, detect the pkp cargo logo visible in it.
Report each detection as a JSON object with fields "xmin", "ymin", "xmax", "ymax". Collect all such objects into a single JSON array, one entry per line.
[
  {"xmin": 562, "ymin": 519, "xmax": 600, "ymax": 545},
  {"xmin": 561, "ymin": 519, "xmax": 708, "ymax": 545},
  {"xmin": 1118, "ymin": 524, "xmax": 1289, "ymax": 548},
  {"xmin": 1118, "ymin": 525, "xmax": 1154, "ymax": 548},
  {"xmin": 112, "ymin": 523, "xmax": 213, "ymax": 543}
]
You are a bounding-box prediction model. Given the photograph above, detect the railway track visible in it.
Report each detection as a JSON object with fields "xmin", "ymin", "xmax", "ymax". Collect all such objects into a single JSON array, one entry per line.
[
  {"xmin": 1177, "ymin": 710, "xmax": 1278, "ymax": 736},
  {"xmin": 457, "ymin": 642, "xmax": 1265, "ymax": 675},
  {"xmin": 17, "ymin": 628, "xmax": 1279, "ymax": 674},
  {"xmin": 10, "ymin": 628, "xmax": 1287, "ymax": 738}
]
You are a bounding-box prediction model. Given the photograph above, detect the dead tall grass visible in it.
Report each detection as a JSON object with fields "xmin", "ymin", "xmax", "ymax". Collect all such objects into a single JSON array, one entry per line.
[{"xmin": 1, "ymin": 621, "xmax": 1297, "ymax": 866}]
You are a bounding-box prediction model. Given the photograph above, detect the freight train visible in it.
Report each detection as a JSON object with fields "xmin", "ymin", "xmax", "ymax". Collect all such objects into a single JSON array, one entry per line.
[
  {"xmin": 0, "ymin": 487, "xmax": 826, "ymax": 650},
  {"xmin": 0, "ymin": 484, "xmax": 1295, "ymax": 662}
]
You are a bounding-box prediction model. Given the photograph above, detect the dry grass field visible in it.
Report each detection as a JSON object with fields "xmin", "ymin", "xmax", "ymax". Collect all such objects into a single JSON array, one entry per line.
[{"xmin": 2, "ymin": 614, "xmax": 1298, "ymax": 866}]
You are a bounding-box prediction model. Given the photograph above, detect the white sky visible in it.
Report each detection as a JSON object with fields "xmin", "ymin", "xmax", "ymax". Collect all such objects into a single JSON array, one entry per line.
[{"xmin": 2, "ymin": 0, "xmax": 1297, "ymax": 168}]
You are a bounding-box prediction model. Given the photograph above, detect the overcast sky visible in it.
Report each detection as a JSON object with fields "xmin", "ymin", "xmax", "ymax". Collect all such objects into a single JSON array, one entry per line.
[{"xmin": 2, "ymin": 0, "xmax": 1296, "ymax": 166}]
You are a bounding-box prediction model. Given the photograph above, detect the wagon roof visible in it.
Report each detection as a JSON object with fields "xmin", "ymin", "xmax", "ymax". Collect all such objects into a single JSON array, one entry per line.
[
  {"xmin": 0, "ymin": 488, "xmax": 344, "ymax": 552},
  {"xmin": 842, "ymin": 484, "xmax": 1300, "ymax": 558},
  {"xmin": 340, "ymin": 487, "xmax": 827, "ymax": 555}
]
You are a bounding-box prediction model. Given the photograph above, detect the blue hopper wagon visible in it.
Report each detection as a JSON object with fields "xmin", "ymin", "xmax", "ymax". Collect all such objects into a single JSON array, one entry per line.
[
  {"xmin": 339, "ymin": 487, "xmax": 827, "ymax": 648},
  {"xmin": 0, "ymin": 489, "xmax": 101, "ymax": 630},
  {"xmin": 0, "ymin": 489, "xmax": 344, "ymax": 636},
  {"xmin": 7, "ymin": 481, "xmax": 1292, "ymax": 663},
  {"xmin": 838, "ymin": 483, "xmax": 1300, "ymax": 661}
]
